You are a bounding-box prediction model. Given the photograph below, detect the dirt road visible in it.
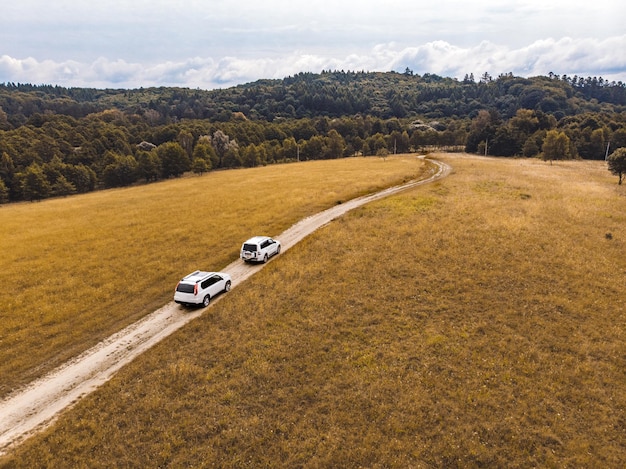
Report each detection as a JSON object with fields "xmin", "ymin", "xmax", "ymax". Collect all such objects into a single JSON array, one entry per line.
[{"xmin": 0, "ymin": 157, "xmax": 450, "ymax": 455}]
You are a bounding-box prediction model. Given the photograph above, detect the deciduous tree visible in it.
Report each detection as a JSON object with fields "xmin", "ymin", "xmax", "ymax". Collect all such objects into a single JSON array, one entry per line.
[
  {"xmin": 192, "ymin": 142, "xmax": 216, "ymax": 169},
  {"xmin": 137, "ymin": 150, "xmax": 162, "ymax": 182},
  {"xmin": 102, "ymin": 154, "xmax": 139, "ymax": 187},
  {"xmin": 300, "ymin": 135, "xmax": 325, "ymax": 160},
  {"xmin": 210, "ymin": 130, "xmax": 238, "ymax": 168},
  {"xmin": 64, "ymin": 164, "xmax": 96, "ymax": 193},
  {"xmin": 158, "ymin": 142, "xmax": 190, "ymax": 178},
  {"xmin": 280, "ymin": 137, "xmax": 298, "ymax": 161},
  {"xmin": 542, "ymin": 130, "xmax": 572, "ymax": 163},
  {"xmin": 222, "ymin": 147, "xmax": 242, "ymax": 168},
  {"xmin": 191, "ymin": 157, "xmax": 210, "ymax": 175},
  {"xmin": 242, "ymin": 144, "xmax": 261, "ymax": 167},
  {"xmin": 177, "ymin": 130, "xmax": 194, "ymax": 158},
  {"xmin": 325, "ymin": 129, "xmax": 346, "ymax": 159},
  {"xmin": 607, "ymin": 147, "xmax": 626, "ymax": 185}
]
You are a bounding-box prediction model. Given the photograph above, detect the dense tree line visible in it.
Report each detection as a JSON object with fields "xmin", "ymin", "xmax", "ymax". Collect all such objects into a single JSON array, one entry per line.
[
  {"xmin": 1, "ymin": 71, "xmax": 626, "ymax": 203},
  {"xmin": 2, "ymin": 71, "xmax": 625, "ymax": 125}
]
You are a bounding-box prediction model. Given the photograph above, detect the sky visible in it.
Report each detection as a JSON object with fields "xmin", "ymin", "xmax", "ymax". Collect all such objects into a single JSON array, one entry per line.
[{"xmin": 1, "ymin": 0, "xmax": 625, "ymax": 90}]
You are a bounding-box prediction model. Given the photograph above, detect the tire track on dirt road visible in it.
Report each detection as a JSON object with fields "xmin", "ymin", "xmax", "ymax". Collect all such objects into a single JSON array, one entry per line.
[{"xmin": 0, "ymin": 157, "xmax": 450, "ymax": 455}]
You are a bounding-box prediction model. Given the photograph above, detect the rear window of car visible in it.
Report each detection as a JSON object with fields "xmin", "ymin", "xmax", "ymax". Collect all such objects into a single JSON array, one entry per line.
[
  {"xmin": 176, "ymin": 283, "xmax": 195, "ymax": 293},
  {"xmin": 243, "ymin": 243, "xmax": 258, "ymax": 251}
]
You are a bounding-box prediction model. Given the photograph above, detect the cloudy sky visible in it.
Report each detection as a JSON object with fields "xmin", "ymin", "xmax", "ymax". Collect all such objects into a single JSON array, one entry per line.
[{"xmin": 1, "ymin": 0, "xmax": 625, "ymax": 90}]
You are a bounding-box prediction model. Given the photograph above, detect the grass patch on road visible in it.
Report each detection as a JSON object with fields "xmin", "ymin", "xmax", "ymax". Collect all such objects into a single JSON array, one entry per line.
[
  {"xmin": 0, "ymin": 155, "xmax": 427, "ymax": 397},
  {"xmin": 4, "ymin": 154, "xmax": 625, "ymax": 467}
]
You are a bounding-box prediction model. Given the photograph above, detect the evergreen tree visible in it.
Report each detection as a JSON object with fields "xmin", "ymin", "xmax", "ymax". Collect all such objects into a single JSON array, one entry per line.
[
  {"xmin": 0, "ymin": 152, "xmax": 15, "ymax": 200},
  {"xmin": 0, "ymin": 178, "xmax": 8, "ymax": 203},
  {"xmin": 21, "ymin": 163, "xmax": 51, "ymax": 201},
  {"xmin": 52, "ymin": 174, "xmax": 77, "ymax": 197}
]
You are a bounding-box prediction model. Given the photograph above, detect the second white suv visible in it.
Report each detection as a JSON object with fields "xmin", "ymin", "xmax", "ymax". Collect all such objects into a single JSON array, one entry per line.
[
  {"xmin": 174, "ymin": 270, "xmax": 231, "ymax": 307},
  {"xmin": 240, "ymin": 236, "xmax": 281, "ymax": 263}
]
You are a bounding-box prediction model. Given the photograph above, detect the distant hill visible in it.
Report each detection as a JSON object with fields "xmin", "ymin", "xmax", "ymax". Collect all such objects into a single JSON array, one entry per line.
[
  {"xmin": 1, "ymin": 71, "xmax": 626, "ymax": 204},
  {"xmin": 1, "ymin": 71, "xmax": 625, "ymax": 125}
]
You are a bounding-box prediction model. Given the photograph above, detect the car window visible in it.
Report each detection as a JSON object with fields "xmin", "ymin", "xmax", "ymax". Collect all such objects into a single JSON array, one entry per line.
[
  {"xmin": 176, "ymin": 283, "xmax": 195, "ymax": 293},
  {"xmin": 201, "ymin": 277, "xmax": 218, "ymax": 289}
]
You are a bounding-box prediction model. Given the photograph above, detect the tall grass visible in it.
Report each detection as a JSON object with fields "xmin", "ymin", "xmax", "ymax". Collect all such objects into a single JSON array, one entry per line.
[
  {"xmin": 2, "ymin": 154, "xmax": 625, "ymax": 467},
  {"xmin": 0, "ymin": 156, "xmax": 427, "ymax": 397}
]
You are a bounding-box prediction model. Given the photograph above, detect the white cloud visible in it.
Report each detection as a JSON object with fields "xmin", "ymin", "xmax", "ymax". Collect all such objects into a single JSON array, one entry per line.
[
  {"xmin": 2, "ymin": 0, "xmax": 626, "ymax": 93},
  {"xmin": 388, "ymin": 36, "xmax": 626, "ymax": 82},
  {"xmin": 1, "ymin": 35, "xmax": 626, "ymax": 90}
]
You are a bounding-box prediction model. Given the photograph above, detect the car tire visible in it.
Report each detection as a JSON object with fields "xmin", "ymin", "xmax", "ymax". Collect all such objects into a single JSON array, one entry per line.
[
  {"xmin": 202, "ymin": 295, "xmax": 211, "ymax": 307},
  {"xmin": 224, "ymin": 281, "xmax": 231, "ymax": 292},
  {"xmin": 263, "ymin": 254, "xmax": 268, "ymax": 263},
  {"xmin": 276, "ymin": 245, "xmax": 281, "ymax": 255}
]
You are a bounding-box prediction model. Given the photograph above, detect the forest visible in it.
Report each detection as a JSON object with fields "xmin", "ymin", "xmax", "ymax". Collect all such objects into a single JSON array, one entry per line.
[{"xmin": 1, "ymin": 70, "xmax": 626, "ymax": 202}]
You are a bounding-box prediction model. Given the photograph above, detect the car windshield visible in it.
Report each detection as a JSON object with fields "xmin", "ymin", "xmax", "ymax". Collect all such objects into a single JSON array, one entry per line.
[
  {"xmin": 176, "ymin": 283, "xmax": 195, "ymax": 293},
  {"xmin": 243, "ymin": 243, "xmax": 257, "ymax": 251}
]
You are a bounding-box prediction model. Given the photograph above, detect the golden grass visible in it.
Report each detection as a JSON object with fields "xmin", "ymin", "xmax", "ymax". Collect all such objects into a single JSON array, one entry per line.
[
  {"xmin": 0, "ymin": 155, "xmax": 427, "ymax": 396},
  {"xmin": 3, "ymin": 154, "xmax": 626, "ymax": 467}
]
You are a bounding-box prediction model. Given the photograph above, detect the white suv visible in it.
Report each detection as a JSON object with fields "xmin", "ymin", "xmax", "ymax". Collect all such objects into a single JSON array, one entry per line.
[
  {"xmin": 240, "ymin": 236, "xmax": 281, "ymax": 263},
  {"xmin": 174, "ymin": 270, "xmax": 231, "ymax": 307}
]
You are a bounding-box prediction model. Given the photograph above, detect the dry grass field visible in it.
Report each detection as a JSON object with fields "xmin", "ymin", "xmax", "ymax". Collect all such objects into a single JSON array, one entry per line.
[
  {"xmin": 2, "ymin": 154, "xmax": 626, "ymax": 467},
  {"xmin": 0, "ymin": 155, "xmax": 427, "ymax": 398}
]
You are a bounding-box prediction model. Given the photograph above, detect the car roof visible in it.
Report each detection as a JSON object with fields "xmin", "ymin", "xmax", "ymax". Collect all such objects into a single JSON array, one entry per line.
[
  {"xmin": 179, "ymin": 271, "xmax": 219, "ymax": 283},
  {"xmin": 244, "ymin": 236, "xmax": 271, "ymax": 243}
]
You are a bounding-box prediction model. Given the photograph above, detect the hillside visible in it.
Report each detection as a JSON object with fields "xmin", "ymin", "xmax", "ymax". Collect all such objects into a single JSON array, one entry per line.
[
  {"xmin": 2, "ymin": 154, "xmax": 625, "ymax": 467},
  {"xmin": 1, "ymin": 71, "xmax": 626, "ymax": 204},
  {"xmin": 2, "ymin": 71, "xmax": 626, "ymax": 122},
  {"xmin": 0, "ymin": 156, "xmax": 429, "ymax": 399}
]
